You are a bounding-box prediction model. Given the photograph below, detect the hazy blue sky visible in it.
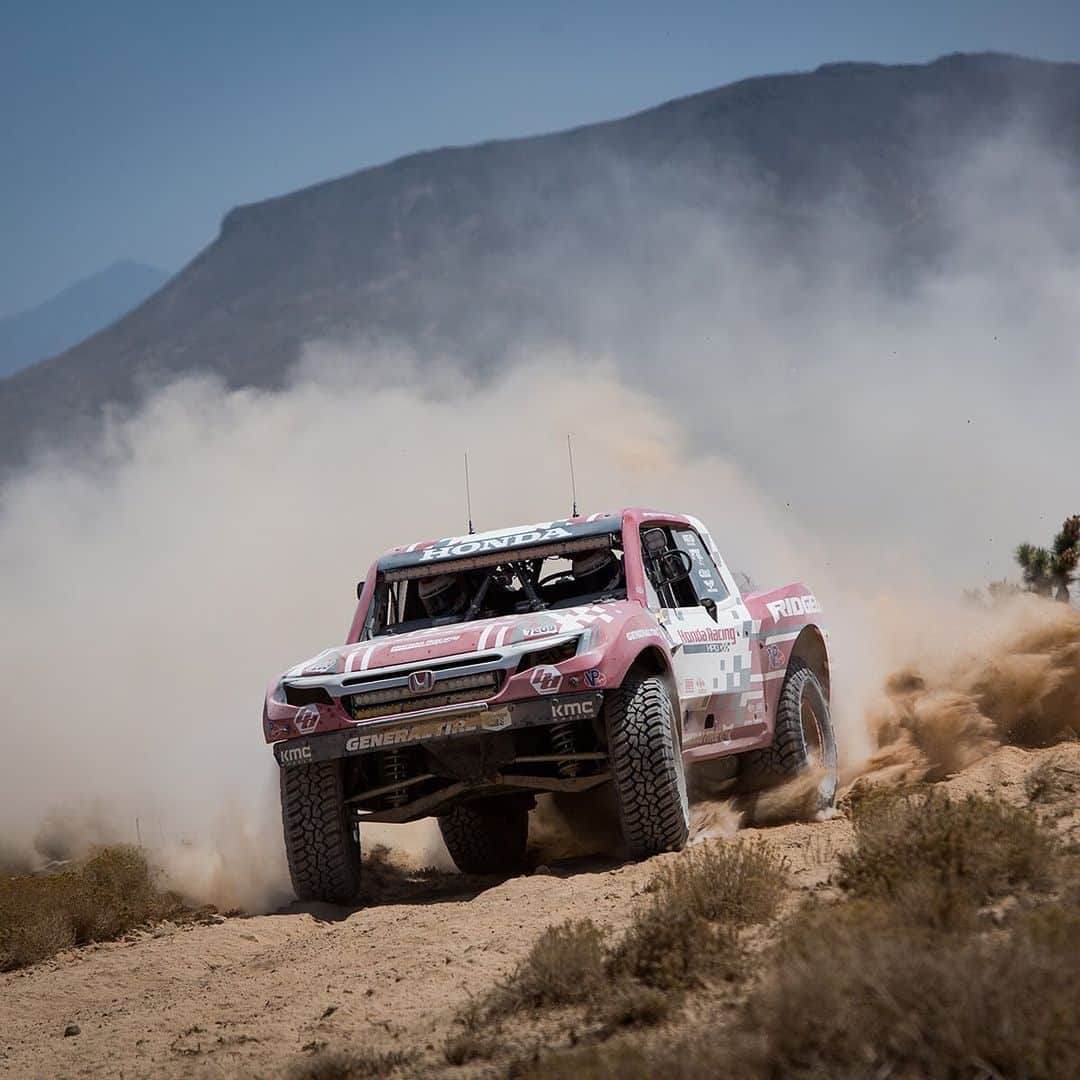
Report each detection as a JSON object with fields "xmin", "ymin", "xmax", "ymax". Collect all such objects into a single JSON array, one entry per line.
[{"xmin": 3, "ymin": 1, "xmax": 1078, "ymax": 317}]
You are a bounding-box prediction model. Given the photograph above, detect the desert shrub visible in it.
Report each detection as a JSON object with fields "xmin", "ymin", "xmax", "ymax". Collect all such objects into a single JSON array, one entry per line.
[
  {"xmin": 732, "ymin": 899, "xmax": 1080, "ymax": 1079},
  {"xmin": 443, "ymin": 1028, "xmax": 499, "ymax": 1066},
  {"xmin": 838, "ymin": 790, "xmax": 1056, "ymax": 927},
  {"xmin": 443, "ymin": 996, "xmax": 501, "ymax": 1065},
  {"xmin": 523, "ymin": 899, "xmax": 1080, "ymax": 1080},
  {"xmin": 609, "ymin": 841, "xmax": 786, "ymax": 989},
  {"xmin": 608, "ymin": 898, "xmax": 732, "ymax": 990},
  {"xmin": 1025, "ymin": 756, "xmax": 1080, "ymax": 804},
  {"xmin": 487, "ymin": 918, "xmax": 607, "ymax": 1015},
  {"xmin": 288, "ymin": 1048, "xmax": 415, "ymax": 1079},
  {"xmin": 0, "ymin": 845, "xmax": 191, "ymax": 970},
  {"xmin": 507, "ymin": 1036, "xmax": 715, "ymax": 1080},
  {"xmin": 647, "ymin": 842, "xmax": 787, "ymax": 926},
  {"xmin": 591, "ymin": 982, "xmax": 673, "ymax": 1032}
]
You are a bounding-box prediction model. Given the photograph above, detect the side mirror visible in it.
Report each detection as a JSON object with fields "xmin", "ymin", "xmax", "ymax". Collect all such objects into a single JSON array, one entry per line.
[
  {"xmin": 356, "ymin": 580, "xmax": 366, "ymax": 600},
  {"xmin": 643, "ymin": 528, "xmax": 668, "ymax": 557}
]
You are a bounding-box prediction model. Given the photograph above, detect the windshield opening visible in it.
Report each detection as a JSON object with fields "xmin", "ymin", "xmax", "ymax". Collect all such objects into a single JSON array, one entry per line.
[{"xmin": 367, "ymin": 536, "xmax": 625, "ymax": 637}]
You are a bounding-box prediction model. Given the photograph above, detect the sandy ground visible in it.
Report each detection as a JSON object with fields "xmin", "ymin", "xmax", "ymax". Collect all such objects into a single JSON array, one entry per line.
[{"xmin": 2, "ymin": 741, "xmax": 1077, "ymax": 1080}]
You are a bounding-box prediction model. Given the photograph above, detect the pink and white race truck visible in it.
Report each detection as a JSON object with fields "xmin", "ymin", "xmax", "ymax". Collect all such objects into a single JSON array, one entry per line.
[{"xmin": 264, "ymin": 509, "xmax": 837, "ymax": 903}]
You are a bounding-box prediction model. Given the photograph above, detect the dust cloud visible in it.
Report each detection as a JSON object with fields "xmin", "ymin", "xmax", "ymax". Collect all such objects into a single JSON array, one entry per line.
[
  {"xmin": 0, "ymin": 363, "xmax": 798, "ymax": 905},
  {"xmin": 3, "ymin": 122, "xmax": 1079, "ymax": 904}
]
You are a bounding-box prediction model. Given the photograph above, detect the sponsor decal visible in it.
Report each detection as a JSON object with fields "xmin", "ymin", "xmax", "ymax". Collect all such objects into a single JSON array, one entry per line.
[
  {"xmin": 583, "ymin": 667, "xmax": 607, "ymax": 688},
  {"xmin": 551, "ymin": 698, "xmax": 596, "ymax": 720},
  {"xmin": 766, "ymin": 643, "xmax": 784, "ymax": 669},
  {"xmin": 303, "ymin": 652, "xmax": 339, "ymax": 675},
  {"xmin": 529, "ymin": 665, "xmax": 563, "ymax": 694},
  {"xmin": 691, "ymin": 722, "xmax": 735, "ymax": 747},
  {"xmin": 294, "ymin": 705, "xmax": 320, "ymax": 735},
  {"xmin": 562, "ymin": 604, "xmax": 616, "ymax": 625},
  {"xmin": 707, "ymin": 723, "xmax": 736, "ymax": 745},
  {"xmin": 419, "ymin": 527, "xmax": 573, "ymax": 562},
  {"xmin": 765, "ymin": 594, "xmax": 822, "ymax": 622},
  {"xmin": 408, "ymin": 670, "xmax": 436, "ymax": 693},
  {"xmin": 679, "ymin": 627, "xmax": 736, "ymax": 646},
  {"xmin": 389, "ymin": 635, "xmax": 460, "ymax": 653},
  {"xmin": 279, "ymin": 744, "xmax": 312, "ymax": 765},
  {"xmin": 344, "ymin": 708, "xmax": 510, "ymax": 751},
  {"xmin": 626, "ymin": 627, "xmax": 663, "ymax": 642}
]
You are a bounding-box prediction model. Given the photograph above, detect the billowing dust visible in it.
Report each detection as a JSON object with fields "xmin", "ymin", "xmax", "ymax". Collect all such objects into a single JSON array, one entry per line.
[
  {"xmin": 854, "ymin": 597, "xmax": 1080, "ymax": 789},
  {"xmin": 682, "ymin": 597, "xmax": 1080, "ymax": 840},
  {"xmin": 3, "ymin": 121, "xmax": 1080, "ymax": 906}
]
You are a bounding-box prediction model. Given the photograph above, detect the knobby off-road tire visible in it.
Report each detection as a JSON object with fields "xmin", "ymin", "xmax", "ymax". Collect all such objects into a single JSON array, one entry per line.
[
  {"xmin": 279, "ymin": 760, "xmax": 362, "ymax": 904},
  {"xmin": 606, "ymin": 673, "xmax": 690, "ymax": 858},
  {"xmin": 742, "ymin": 658, "xmax": 838, "ymax": 811},
  {"xmin": 438, "ymin": 800, "xmax": 529, "ymax": 875}
]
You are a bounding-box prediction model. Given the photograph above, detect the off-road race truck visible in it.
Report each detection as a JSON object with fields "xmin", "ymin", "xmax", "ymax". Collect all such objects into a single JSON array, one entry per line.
[{"xmin": 264, "ymin": 509, "xmax": 838, "ymax": 903}]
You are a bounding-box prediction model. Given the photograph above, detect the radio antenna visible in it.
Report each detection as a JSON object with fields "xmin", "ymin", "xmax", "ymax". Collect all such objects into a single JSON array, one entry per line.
[
  {"xmin": 464, "ymin": 451, "xmax": 475, "ymax": 534},
  {"xmin": 567, "ymin": 434, "xmax": 579, "ymax": 518}
]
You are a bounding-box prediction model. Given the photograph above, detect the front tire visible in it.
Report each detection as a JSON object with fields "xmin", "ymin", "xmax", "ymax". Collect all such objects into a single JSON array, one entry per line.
[
  {"xmin": 606, "ymin": 673, "xmax": 690, "ymax": 858},
  {"xmin": 280, "ymin": 760, "xmax": 363, "ymax": 904},
  {"xmin": 742, "ymin": 659, "xmax": 838, "ymax": 811},
  {"xmin": 438, "ymin": 799, "xmax": 529, "ymax": 874}
]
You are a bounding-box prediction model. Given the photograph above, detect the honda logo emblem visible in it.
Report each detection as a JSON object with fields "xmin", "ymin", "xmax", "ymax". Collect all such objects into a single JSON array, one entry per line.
[{"xmin": 408, "ymin": 670, "xmax": 436, "ymax": 693}]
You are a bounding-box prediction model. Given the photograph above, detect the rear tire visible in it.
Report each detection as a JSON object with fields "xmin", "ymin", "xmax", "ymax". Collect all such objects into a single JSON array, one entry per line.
[
  {"xmin": 742, "ymin": 659, "xmax": 838, "ymax": 810},
  {"xmin": 438, "ymin": 800, "xmax": 529, "ymax": 874},
  {"xmin": 279, "ymin": 760, "xmax": 363, "ymax": 904},
  {"xmin": 606, "ymin": 673, "xmax": 690, "ymax": 858}
]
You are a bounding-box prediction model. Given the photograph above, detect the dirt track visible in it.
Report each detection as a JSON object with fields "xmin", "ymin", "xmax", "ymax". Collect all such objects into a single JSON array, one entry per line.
[{"xmin": 2, "ymin": 742, "xmax": 1076, "ymax": 1079}]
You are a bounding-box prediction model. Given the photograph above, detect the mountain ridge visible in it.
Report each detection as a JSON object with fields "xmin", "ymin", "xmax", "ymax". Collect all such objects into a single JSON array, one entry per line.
[
  {"xmin": 3, "ymin": 51, "xmax": 1079, "ymax": 473},
  {"xmin": 0, "ymin": 260, "xmax": 169, "ymax": 381}
]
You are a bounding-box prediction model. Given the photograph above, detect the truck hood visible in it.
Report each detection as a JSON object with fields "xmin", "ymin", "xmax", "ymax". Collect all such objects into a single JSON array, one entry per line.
[{"xmin": 286, "ymin": 601, "xmax": 644, "ymax": 678}]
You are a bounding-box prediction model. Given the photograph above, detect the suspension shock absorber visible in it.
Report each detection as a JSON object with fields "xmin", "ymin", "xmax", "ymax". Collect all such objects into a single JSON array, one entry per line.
[
  {"xmin": 378, "ymin": 749, "xmax": 412, "ymax": 807},
  {"xmin": 550, "ymin": 721, "xmax": 580, "ymax": 778}
]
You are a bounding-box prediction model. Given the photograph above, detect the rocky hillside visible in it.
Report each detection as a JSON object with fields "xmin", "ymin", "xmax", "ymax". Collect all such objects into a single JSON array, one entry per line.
[{"xmin": 3, "ymin": 52, "xmax": 1078, "ymax": 471}]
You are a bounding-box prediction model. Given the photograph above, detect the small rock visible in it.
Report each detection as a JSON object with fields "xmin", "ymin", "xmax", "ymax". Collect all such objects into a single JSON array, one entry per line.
[
  {"xmin": 320, "ymin": 1005, "xmax": 337, "ymax": 1019},
  {"xmin": 63, "ymin": 1024, "xmax": 80, "ymax": 1038},
  {"xmin": 533, "ymin": 864, "xmax": 552, "ymax": 876}
]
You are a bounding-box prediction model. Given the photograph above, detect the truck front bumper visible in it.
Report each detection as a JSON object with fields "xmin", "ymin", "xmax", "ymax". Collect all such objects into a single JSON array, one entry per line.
[{"xmin": 274, "ymin": 691, "xmax": 604, "ymax": 768}]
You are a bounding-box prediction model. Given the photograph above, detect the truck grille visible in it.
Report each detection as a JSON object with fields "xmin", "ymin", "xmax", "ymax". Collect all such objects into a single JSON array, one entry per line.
[{"xmin": 346, "ymin": 670, "xmax": 503, "ymax": 723}]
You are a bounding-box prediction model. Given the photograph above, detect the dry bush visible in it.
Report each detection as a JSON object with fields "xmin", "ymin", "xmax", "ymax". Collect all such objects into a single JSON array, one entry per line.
[
  {"xmin": 838, "ymin": 790, "xmax": 1056, "ymax": 927},
  {"xmin": 1025, "ymin": 756, "xmax": 1080, "ymax": 804},
  {"xmin": 0, "ymin": 845, "xmax": 192, "ymax": 970},
  {"xmin": 521, "ymin": 898, "xmax": 1080, "ymax": 1080},
  {"xmin": 733, "ymin": 900, "xmax": 1080, "ymax": 1078},
  {"xmin": 507, "ymin": 1037, "xmax": 703, "ymax": 1079},
  {"xmin": 608, "ymin": 899, "xmax": 732, "ymax": 990},
  {"xmin": 443, "ymin": 1029, "xmax": 499, "ymax": 1066},
  {"xmin": 287, "ymin": 1047, "xmax": 416, "ymax": 1079},
  {"xmin": 443, "ymin": 996, "xmax": 500, "ymax": 1065},
  {"xmin": 649, "ymin": 842, "xmax": 787, "ymax": 927},
  {"xmin": 609, "ymin": 841, "xmax": 786, "ymax": 989},
  {"xmin": 487, "ymin": 919, "xmax": 607, "ymax": 1015},
  {"xmin": 591, "ymin": 983, "xmax": 673, "ymax": 1032},
  {"xmin": 478, "ymin": 839, "xmax": 786, "ymax": 1061}
]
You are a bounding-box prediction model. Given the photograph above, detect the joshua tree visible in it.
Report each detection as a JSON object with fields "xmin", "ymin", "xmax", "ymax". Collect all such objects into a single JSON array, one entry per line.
[
  {"xmin": 1049, "ymin": 515, "xmax": 1080, "ymax": 603},
  {"xmin": 1015, "ymin": 515, "xmax": 1080, "ymax": 603}
]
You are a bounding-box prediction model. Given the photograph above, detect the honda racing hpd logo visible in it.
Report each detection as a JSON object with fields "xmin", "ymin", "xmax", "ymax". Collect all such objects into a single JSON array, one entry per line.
[
  {"xmin": 529, "ymin": 665, "xmax": 563, "ymax": 695},
  {"xmin": 408, "ymin": 669, "xmax": 436, "ymax": 694}
]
